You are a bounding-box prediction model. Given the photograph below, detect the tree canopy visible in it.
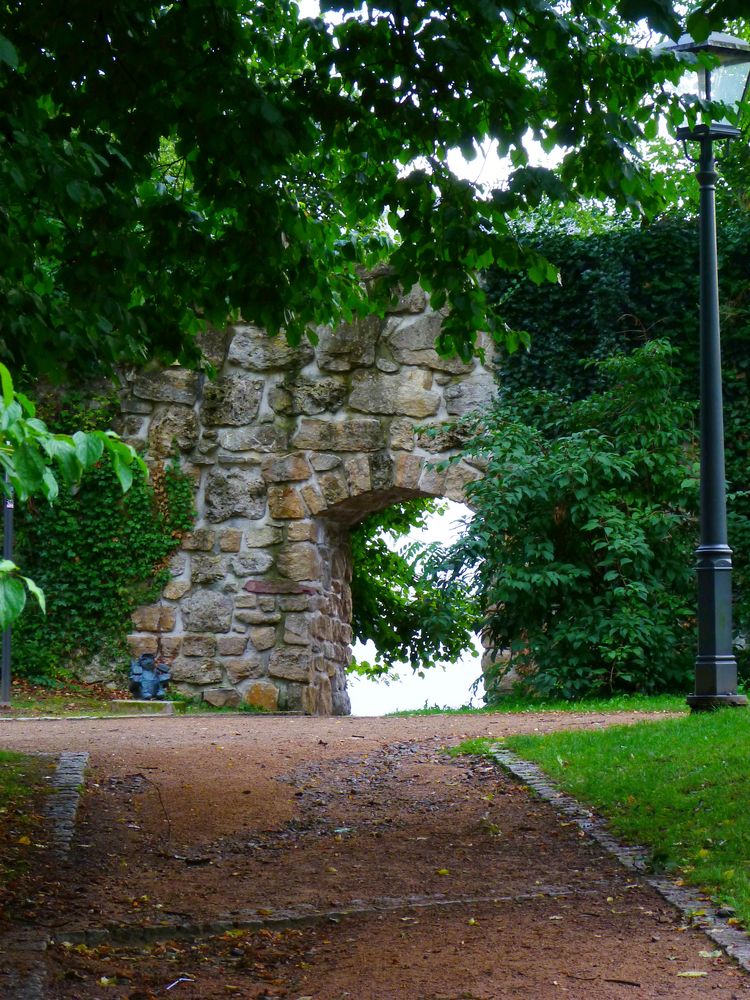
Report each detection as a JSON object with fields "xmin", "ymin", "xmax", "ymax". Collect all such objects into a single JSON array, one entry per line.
[{"xmin": 0, "ymin": 0, "xmax": 735, "ymax": 380}]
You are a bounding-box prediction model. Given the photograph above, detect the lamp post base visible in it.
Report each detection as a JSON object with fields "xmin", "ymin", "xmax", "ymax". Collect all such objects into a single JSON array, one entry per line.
[{"xmin": 687, "ymin": 693, "xmax": 748, "ymax": 711}]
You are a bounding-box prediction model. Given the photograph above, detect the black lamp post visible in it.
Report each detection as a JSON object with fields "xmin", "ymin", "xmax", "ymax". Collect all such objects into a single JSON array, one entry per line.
[{"xmin": 668, "ymin": 32, "xmax": 750, "ymax": 709}]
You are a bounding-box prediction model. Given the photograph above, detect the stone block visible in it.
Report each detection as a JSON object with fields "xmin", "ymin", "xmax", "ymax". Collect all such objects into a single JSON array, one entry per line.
[
  {"xmin": 418, "ymin": 464, "xmax": 447, "ymax": 496},
  {"xmin": 267, "ymin": 485, "xmax": 307, "ymax": 519},
  {"xmin": 182, "ymin": 634, "xmax": 218, "ymax": 658},
  {"xmin": 316, "ymin": 315, "xmax": 380, "ymax": 370},
  {"xmin": 147, "ymin": 407, "xmax": 199, "ymax": 460},
  {"xmin": 202, "ymin": 688, "xmax": 241, "ymax": 709},
  {"xmin": 344, "ymin": 456, "xmax": 371, "ymax": 496},
  {"xmin": 234, "ymin": 594, "xmax": 259, "ymax": 608},
  {"xmin": 230, "ymin": 552, "xmax": 275, "ymax": 575},
  {"xmin": 291, "ymin": 418, "xmax": 385, "ymax": 452},
  {"xmin": 242, "ymin": 680, "xmax": 279, "ymax": 712},
  {"xmin": 370, "ymin": 452, "xmax": 394, "ymax": 491},
  {"xmin": 160, "ymin": 636, "xmax": 183, "ymax": 658},
  {"xmin": 235, "ymin": 609, "xmax": 281, "ymax": 625},
  {"xmin": 133, "ymin": 369, "xmax": 201, "ymax": 405},
  {"xmin": 286, "ymin": 520, "xmax": 318, "ymax": 542},
  {"xmin": 169, "ymin": 552, "xmax": 188, "ymax": 576},
  {"xmin": 219, "ymin": 529, "xmax": 243, "ymax": 552},
  {"xmin": 182, "ymin": 528, "xmax": 216, "ymax": 551},
  {"xmin": 197, "ymin": 326, "xmax": 232, "ymax": 369},
  {"xmin": 275, "ymin": 680, "xmax": 305, "ymax": 712},
  {"xmin": 162, "ymin": 579, "xmax": 191, "ymax": 601},
  {"xmin": 225, "ymin": 655, "xmax": 264, "ymax": 683},
  {"xmin": 131, "ymin": 605, "xmax": 176, "ymax": 633},
  {"xmin": 217, "ymin": 635, "xmax": 248, "ymax": 656},
  {"xmin": 245, "ymin": 526, "xmax": 283, "ymax": 547},
  {"xmin": 319, "ymin": 471, "xmax": 349, "ymax": 506},
  {"xmin": 444, "ymin": 460, "xmax": 482, "ymax": 502},
  {"xmin": 271, "ymin": 376, "xmax": 348, "ymax": 416},
  {"xmin": 249, "ymin": 626, "xmax": 277, "ymax": 651},
  {"xmin": 299, "ymin": 484, "xmax": 326, "ymax": 515},
  {"xmin": 127, "ymin": 635, "xmax": 159, "ymax": 657},
  {"xmin": 191, "ymin": 555, "xmax": 225, "ymax": 584},
  {"xmin": 390, "ymin": 418, "xmax": 415, "ymax": 451},
  {"xmin": 205, "ymin": 467, "xmax": 266, "ymax": 522},
  {"xmin": 349, "ymin": 369, "xmax": 441, "ymax": 418},
  {"xmin": 268, "ymin": 649, "xmax": 312, "ymax": 682},
  {"xmin": 228, "ymin": 325, "xmax": 315, "ymax": 370},
  {"xmin": 201, "ymin": 373, "xmax": 264, "ymax": 426},
  {"xmin": 386, "ymin": 313, "xmax": 474, "ymax": 373},
  {"xmin": 276, "ymin": 543, "xmax": 321, "ymax": 582},
  {"xmin": 170, "ymin": 657, "xmax": 223, "ymax": 684},
  {"xmin": 444, "ymin": 376, "xmax": 496, "ymax": 416},
  {"xmin": 310, "ymin": 453, "xmax": 340, "ymax": 472},
  {"xmin": 302, "ymin": 671, "xmax": 333, "ymax": 715},
  {"xmin": 283, "ymin": 613, "xmax": 312, "ymax": 646},
  {"xmin": 217, "ymin": 424, "xmax": 290, "ymax": 453},
  {"xmin": 182, "ymin": 592, "xmax": 233, "ymax": 633},
  {"xmin": 387, "ymin": 283, "xmax": 428, "ymax": 315},
  {"xmin": 262, "ymin": 454, "xmax": 312, "ymax": 483},
  {"xmin": 258, "ymin": 596, "xmax": 276, "ymax": 612},
  {"xmin": 394, "ymin": 453, "xmax": 423, "ymax": 491},
  {"xmin": 278, "ymin": 594, "xmax": 312, "ymax": 612}
]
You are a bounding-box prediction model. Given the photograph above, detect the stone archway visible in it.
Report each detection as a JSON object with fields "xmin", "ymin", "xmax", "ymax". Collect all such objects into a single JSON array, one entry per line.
[{"xmin": 121, "ymin": 289, "xmax": 495, "ymax": 714}]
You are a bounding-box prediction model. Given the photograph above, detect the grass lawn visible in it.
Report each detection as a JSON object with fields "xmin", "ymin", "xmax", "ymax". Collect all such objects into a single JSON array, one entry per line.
[
  {"xmin": 389, "ymin": 691, "xmax": 688, "ymax": 716},
  {"xmin": 452, "ymin": 709, "xmax": 750, "ymax": 928},
  {"xmin": 0, "ymin": 750, "xmax": 55, "ymax": 912}
]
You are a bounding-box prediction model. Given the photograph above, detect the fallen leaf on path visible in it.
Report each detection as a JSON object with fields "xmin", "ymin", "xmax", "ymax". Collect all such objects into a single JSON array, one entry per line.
[{"xmin": 677, "ymin": 971, "xmax": 708, "ymax": 978}]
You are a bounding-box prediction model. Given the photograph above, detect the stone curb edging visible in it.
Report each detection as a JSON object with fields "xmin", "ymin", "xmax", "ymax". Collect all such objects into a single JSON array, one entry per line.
[
  {"xmin": 489, "ymin": 748, "xmax": 750, "ymax": 974},
  {"xmin": 3, "ymin": 751, "xmax": 89, "ymax": 1000}
]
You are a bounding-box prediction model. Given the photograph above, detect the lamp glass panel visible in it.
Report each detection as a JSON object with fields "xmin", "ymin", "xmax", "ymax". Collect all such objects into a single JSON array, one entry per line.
[{"xmin": 710, "ymin": 60, "xmax": 750, "ymax": 106}]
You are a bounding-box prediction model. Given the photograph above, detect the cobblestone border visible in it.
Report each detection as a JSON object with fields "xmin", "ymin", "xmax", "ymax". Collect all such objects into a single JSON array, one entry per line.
[
  {"xmin": 490, "ymin": 747, "xmax": 750, "ymax": 973},
  {"xmin": 44, "ymin": 751, "xmax": 89, "ymax": 858}
]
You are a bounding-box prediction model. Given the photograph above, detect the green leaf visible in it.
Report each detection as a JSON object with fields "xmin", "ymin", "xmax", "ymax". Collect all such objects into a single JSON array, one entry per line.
[
  {"xmin": 111, "ymin": 454, "xmax": 133, "ymax": 493},
  {"xmin": 0, "ymin": 34, "xmax": 18, "ymax": 69},
  {"xmin": 21, "ymin": 577, "xmax": 46, "ymax": 614},
  {"xmin": 0, "ymin": 575, "xmax": 26, "ymax": 629},
  {"xmin": 0, "ymin": 363, "xmax": 13, "ymax": 407},
  {"xmin": 73, "ymin": 431, "xmax": 104, "ymax": 468}
]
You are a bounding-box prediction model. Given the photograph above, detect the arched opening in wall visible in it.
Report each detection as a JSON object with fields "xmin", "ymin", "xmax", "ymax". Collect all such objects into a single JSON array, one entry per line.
[{"xmin": 345, "ymin": 499, "xmax": 484, "ymax": 716}]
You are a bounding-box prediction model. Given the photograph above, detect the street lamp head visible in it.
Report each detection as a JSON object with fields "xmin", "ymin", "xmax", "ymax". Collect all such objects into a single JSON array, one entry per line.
[{"xmin": 667, "ymin": 32, "xmax": 750, "ymax": 139}]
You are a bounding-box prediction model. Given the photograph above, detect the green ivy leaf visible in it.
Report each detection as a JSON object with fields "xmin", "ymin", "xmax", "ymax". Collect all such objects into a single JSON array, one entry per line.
[{"xmin": 0, "ymin": 575, "xmax": 26, "ymax": 629}]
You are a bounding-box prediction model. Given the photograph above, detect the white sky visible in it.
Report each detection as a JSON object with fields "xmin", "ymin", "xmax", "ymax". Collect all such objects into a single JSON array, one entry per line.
[{"xmin": 348, "ymin": 501, "xmax": 485, "ymax": 716}]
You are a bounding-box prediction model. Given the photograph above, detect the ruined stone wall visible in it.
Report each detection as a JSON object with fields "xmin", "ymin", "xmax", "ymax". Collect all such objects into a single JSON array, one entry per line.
[{"xmin": 120, "ymin": 290, "xmax": 495, "ymax": 714}]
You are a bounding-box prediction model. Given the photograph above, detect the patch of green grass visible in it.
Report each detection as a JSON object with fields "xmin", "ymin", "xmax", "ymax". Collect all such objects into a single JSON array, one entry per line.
[
  {"xmin": 0, "ymin": 751, "xmax": 54, "ymax": 895},
  {"xmin": 388, "ymin": 692, "xmax": 687, "ymax": 717},
  {"xmin": 489, "ymin": 711, "xmax": 750, "ymax": 926}
]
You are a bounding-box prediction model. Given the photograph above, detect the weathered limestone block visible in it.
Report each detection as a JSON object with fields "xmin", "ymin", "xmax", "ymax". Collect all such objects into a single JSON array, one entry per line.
[
  {"xmin": 235, "ymin": 609, "xmax": 281, "ymax": 625},
  {"xmin": 344, "ymin": 455, "xmax": 371, "ymax": 496},
  {"xmin": 302, "ymin": 671, "xmax": 333, "ymax": 715},
  {"xmin": 394, "ymin": 453, "xmax": 423, "ymax": 491},
  {"xmin": 349, "ymin": 370, "xmax": 441, "ymax": 418},
  {"xmin": 319, "ymin": 470, "xmax": 349, "ymax": 506},
  {"xmin": 225, "ymin": 655, "xmax": 263, "ymax": 683},
  {"xmin": 127, "ymin": 635, "xmax": 159, "ymax": 657},
  {"xmin": 203, "ymin": 688, "xmax": 241, "ymax": 708},
  {"xmin": 162, "ymin": 579, "xmax": 191, "ymax": 601},
  {"xmin": 299, "ymin": 484, "xmax": 326, "ymax": 515},
  {"xmin": 291, "ymin": 418, "xmax": 385, "ymax": 452},
  {"xmin": 267, "ymin": 485, "xmax": 307, "ymax": 519},
  {"xmin": 147, "ymin": 407, "xmax": 199, "ymax": 459},
  {"xmin": 217, "ymin": 424, "xmax": 290, "ymax": 453},
  {"xmin": 182, "ymin": 634, "xmax": 218, "ymax": 658},
  {"xmin": 131, "ymin": 606, "xmax": 176, "ymax": 633},
  {"xmin": 230, "ymin": 552, "xmax": 275, "ymax": 576},
  {"xmin": 243, "ymin": 680, "xmax": 280, "ymax": 712},
  {"xmin": 310, "ymin": 453, "xmax": 341, "ymax": 471},
  {"xmin": 444, "ymin": 460, "xmax": 482, "ymax": 501},
  {"xmin": 133, "ymin": 369, "xmax": 201, "ymax": 405},
  {"xmin": 249, "ymin": 626, "xmax": 277, "ymax": 651},
  {"xmin": 444, "ymin": 377, "xmax": 495, "ymax": 416},
  {"xmin": 276, "ymin": 543, "xmax": 321, "ymax": 581},
  {"xmin": 227, "ymin": 325, "xmax": 314, "ymax": 370},
  {"xmin": 182, "ymin": 592, "xmax": 233, "ymax": 633},
  {"xmin": 219, "ymin": 529, "xmax": 243, "ymax": 552},
  {"xmin": 217, "ymin": 635, "xmax": 248, "ymax": 656},
  {"xmin": 192, "ymin": 555, "xmax": 225, "ymax": 584},
  {"xmin": 245, "ymin": 525, "xmax": 284, "ymax": 547},
  {"xmin": 201, "ymin": 373, "xmax": 264, "ymax": 426},
  {"xmin": 205, "ymin": 467, "xmax": 265, "ymax": 522},
  {"xmin": 170, "ymin": 657, "xmax": 223, "ymax": 684},
  {"xmin": 388, "ymin": 284, "xmax": 428, "ymax": 314},
  {"xmin": 390, "ymin": 418, "xmax": 415, "ymax": 451},
  {"xmin": 262, "ymin": 454, "xmax": 312, "ymax": 483},
  {"xmin": 386, "ymin": 313, "xmax": 474, "ymax": 373},
  {"xmin": 269, "ymin": 376, "xmax": 347, "ymax": 416},
  {"xmin": 316, "ymin": 316, "xmax": 380, "ymax": 370},
  {"xmin": 370, "ymin": 452, "xmax": 395, "ymax": 491},
  {"xmin": 182, "ymin": 528, "xmax": 216, "ymax": 551},
  {"xmin": 283, "ymin": 613, "xmax": 312, "ymax": 646},
  {"xmin": 286, "ymin": 520, "xmax": 318, "ymax": 542},
  {"xmin": 269, "ymin": 649, "xmax": 312, "ymax": 682},
  {"xmin": 197, "ymin": 326, "xmax": 232, "ymax": 369}
]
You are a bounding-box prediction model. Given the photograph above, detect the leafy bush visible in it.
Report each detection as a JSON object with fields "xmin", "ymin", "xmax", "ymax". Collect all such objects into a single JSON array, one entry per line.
[{"xmin": 439, "ymin": 341, "xmax": 718, "ymax": 698}]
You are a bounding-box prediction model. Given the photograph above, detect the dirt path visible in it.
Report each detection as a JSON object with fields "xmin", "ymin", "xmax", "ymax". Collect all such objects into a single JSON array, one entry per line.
[{"xmin": 1, "ymin": 711, "xmax": 749, "ymax": 998}]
